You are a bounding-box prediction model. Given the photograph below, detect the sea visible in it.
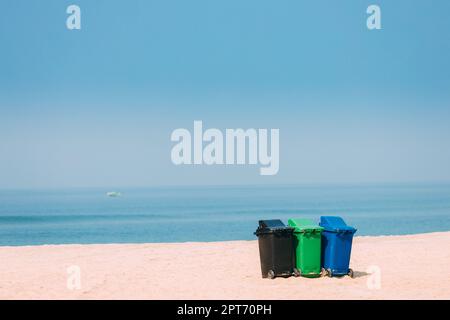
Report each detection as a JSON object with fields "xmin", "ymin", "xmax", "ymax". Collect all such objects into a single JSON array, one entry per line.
[{"xmin": 1, "ymin": 184, "xmax": 450, "ymax": 246}]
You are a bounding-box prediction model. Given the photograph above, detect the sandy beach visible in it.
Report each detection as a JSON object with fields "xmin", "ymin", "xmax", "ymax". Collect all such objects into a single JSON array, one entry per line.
[{"xmin": 0, "ymin": 232, "xmax": 449, "ymax": 300}]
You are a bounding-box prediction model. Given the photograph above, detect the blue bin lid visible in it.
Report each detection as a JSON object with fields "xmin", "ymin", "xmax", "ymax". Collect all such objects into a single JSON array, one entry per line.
[{"xmin": 319, "ymin": 216, "xmax": 357, "ymax": 233}]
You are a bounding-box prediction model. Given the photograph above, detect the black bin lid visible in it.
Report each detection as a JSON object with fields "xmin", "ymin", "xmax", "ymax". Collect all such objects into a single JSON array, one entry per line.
[
  {"xmin": 259, "ymin": 219, "xmax": 286, "ymax": 229},
  {"xmin": 255, "ymin": 219, "xmax": 293, "ymax": 235}
]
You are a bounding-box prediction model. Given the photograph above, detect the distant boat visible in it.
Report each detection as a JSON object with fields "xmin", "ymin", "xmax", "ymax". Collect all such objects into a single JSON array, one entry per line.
[{"xmin": 106, "ymin": 191, "xmax": 121, "ymax": 197}]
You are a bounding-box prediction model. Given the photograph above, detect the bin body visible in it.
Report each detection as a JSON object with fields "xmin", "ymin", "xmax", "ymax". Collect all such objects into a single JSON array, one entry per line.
[
  {"xmin": 320, "ymin": 216, "xmax": 357, "ymax": 276},
  {"xmin": 288, "ymin": 218, "xmax": 323, "ymax": 277},
  {"xmin": 255, "ymin": 220, "xmax": 296, "ymax": 278}
]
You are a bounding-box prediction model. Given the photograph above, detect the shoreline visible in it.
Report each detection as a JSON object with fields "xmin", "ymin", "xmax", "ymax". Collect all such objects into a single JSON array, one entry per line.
[
  {"xmin": 0, "ymin": 231, "xmax": 449, "ymax": 299},
  {"xmin": 1, "ymin": 230, "xmax": 449, "ymax": 248}
]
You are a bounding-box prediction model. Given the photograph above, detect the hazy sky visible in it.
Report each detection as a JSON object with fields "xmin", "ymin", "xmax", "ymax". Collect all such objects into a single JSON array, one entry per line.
[{"xmin": 1, "ymin": 0, "xmax": 450, "ymax": 188}]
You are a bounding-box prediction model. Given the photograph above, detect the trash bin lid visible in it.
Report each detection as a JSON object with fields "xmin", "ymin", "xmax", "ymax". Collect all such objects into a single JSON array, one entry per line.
[
  {"xmin": 319, "ymin": 216, "xmax": 357, "ymax": 233},
  {"xmin": 255, "ymin": 219, "xmax": 294, "ymax": 235},
  {"xmin": 288, "ymin": 218, "xmax": 324, "ymax": 233}
]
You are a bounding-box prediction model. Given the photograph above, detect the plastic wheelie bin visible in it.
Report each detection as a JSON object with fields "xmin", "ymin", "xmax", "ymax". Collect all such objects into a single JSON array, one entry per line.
[
  {"xmin": 319, "ymin": 216, "xmax": 357, "ymax": 277},
  {"xmin": 254, "ymin": 219, "xmax": 298, "ymax": 279},
  {"xmin": 288, "ymin": 218, "xmax": 324, "ymax": 277}
]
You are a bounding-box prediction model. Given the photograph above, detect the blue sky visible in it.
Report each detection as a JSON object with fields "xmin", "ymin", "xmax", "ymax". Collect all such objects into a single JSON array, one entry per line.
[{"xmin": 1, "ymin": 0, "xmax": 450, "ymax": 188}]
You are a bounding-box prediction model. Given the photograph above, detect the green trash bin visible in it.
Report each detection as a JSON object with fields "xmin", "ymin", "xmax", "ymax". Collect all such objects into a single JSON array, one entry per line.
[{"xmin": 288, "ymin": 218, "xmax": 324, "ymax": 277}]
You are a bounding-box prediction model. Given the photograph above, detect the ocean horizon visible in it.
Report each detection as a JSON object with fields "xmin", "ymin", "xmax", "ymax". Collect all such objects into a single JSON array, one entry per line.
[{"xmin": 1, "ymin": 183, "xmax": 450, "ymax": 246}]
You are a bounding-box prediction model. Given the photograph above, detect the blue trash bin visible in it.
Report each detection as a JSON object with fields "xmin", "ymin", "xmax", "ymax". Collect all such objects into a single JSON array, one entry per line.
[{"xmin": 319, "ymin": 216, "xmax": 357, "ymax": 277}]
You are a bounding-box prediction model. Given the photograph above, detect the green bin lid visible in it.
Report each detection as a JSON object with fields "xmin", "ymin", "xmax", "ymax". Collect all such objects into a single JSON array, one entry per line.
[{"xmin": 288, "ymin": 218, "xmax": 324, "ymax": 233}]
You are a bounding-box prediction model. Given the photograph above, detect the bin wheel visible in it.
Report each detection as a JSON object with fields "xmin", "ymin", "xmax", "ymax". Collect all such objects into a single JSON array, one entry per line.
[
  {"xmin": 293, "ymin": 268, "xmax": 301, "ymax": 277},
  {"xmin": 320, "ymin": 268, "xmax": 327, "ymax": 277},
  {"xmin": 268, "ymin": 270, "xmax": 276, "ymax": 279},
  {"xmin": 327, "ymin": 268, "xmax": 333, "ymax": 277},
  {"xmin": 348, "ymin": 268, "xmax": 354, "ymax": 278}
]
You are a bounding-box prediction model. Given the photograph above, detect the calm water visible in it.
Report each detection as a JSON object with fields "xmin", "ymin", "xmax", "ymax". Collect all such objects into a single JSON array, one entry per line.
[{"xmin": 1, "ymin": 184, "xmax": 450, "ymax": 246}]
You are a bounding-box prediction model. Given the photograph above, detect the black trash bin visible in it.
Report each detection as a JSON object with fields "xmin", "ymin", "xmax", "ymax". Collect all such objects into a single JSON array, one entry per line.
[{"xmin": 254, "ymin": 219, "xmax": 298, "ymax": 279}]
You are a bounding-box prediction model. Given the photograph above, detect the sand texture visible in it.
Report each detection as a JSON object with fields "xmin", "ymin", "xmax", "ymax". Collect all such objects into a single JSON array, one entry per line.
[{"xmin": 0, "ymin": 232, "xmax": 449, "ymax": 299}]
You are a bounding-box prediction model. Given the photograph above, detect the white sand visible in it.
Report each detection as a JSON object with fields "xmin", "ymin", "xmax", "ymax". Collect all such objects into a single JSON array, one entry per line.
[{"xmin": 0, "ymin": 232, "xmax": 449, "ymax": 299}]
